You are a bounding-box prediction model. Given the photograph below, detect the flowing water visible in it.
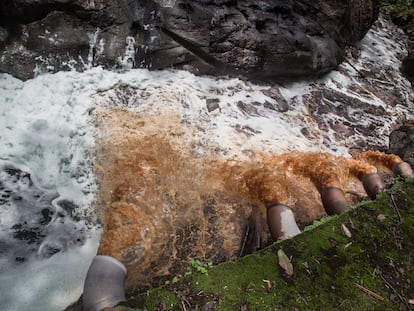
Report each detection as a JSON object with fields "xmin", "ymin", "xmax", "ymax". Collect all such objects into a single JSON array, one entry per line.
[
  {"xmin": 0, "ymin": 18, "xmax": 413, "ymax": 310},
  {"xmin": 94, "ymin": 110, "xmax": 397, "ymax": 292}
]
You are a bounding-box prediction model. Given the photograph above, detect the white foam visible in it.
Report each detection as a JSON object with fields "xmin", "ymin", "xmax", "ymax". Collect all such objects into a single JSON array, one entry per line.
[
  {"xmin": 0, "ymin": 70, "xmax": 101, "ymax": 311},
  {"xmin": 0, "ymin": 230, "xmax": 100, "ymax": 311}
]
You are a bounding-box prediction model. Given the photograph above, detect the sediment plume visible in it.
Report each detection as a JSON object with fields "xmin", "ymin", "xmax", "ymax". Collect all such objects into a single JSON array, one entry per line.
[
  {"xmin": 353, "ymin": 150, "xmax": 403, "ymax": 170},
  {"xmin": 341, "ymin": 157, "xmax": 378, "ymax": 179},
  {"xmin": 93, "ymin": 107, "xmax": 402, "ymax": 292}
]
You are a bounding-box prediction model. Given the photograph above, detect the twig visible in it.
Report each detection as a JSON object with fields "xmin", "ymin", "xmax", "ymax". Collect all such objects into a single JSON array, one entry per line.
[
  {"xmin": 354, "ymin": 283, "xmax": 385, "ymax": 301},
  {"xmin": 390, "ymin": 194, "xmax": 402, "ymax": 224},
  {"xmin": 178, "ymin": 293, "xmax": 191, "ymax": 311},
  {"xmin": 312, "ymin": 256, "xmax": 321, "ymax": 265},
  {"xmin": 180, "ymin": 299, "xmax": 187, "ymax": 311},
  {"xmin": 379, "ymin": 274, "xmax": 411, "ymax": 310}
]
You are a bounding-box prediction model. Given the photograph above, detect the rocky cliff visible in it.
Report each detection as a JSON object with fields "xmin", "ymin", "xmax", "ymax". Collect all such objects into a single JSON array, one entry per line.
[{"xmin": 0, "ymin": 0, "xmax": 378, "ymax": 80}]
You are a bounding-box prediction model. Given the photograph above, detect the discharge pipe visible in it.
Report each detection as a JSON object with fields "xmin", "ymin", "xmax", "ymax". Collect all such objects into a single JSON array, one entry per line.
[
  {"xmin": 392, "ymin": 162, "xmax": 414, "ymax": 179},
  {"xmin": 267, "ymin": 204, "xmax": 301, "ymax": 240},
  {"xmin": 361, "ymin": 173, "xmax": 385, "ymax": 199},
  {"xmin": 320, "ymin": 186, "xmax": 347, "ymax": 215},
  {"xmin": 83, "ymin": 255, "xmax": 127, "ymax": 311}
]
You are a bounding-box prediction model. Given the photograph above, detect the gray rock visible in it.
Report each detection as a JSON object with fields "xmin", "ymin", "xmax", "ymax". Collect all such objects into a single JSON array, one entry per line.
[
  {"xmin": 206, "ymin": 98, "xmax": 220, "ymax": 112},
  {"xmin": 389, "ymin": 122, "xmax": 414, "ymax": 167},
  {"xmin": 0, "ymin": 0, "xmax": 378, "ymax": 80},
  {"xmin": 262, "ymin": 87, "xmax": 289, "ymax": 112}
]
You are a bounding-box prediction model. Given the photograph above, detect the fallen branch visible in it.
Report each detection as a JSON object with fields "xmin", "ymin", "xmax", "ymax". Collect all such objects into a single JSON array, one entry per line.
[
  {"xmin": 354, "ymin": 283, "xmax": 385, "ymax": 302},
  {"xmin": 390, "ymin": 194, "xmax": 402, "ymax": 224},
  {"xmin": 379, "ymin": 273, "xmax": 411, "ymax": 310}
]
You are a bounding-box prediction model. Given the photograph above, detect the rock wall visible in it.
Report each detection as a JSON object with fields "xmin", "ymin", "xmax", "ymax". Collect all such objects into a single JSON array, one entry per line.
[
  {"xmin": 401, "ymin": 41, "xmax": 414, "ymax": 85},
  {"xmin": 389, "ymin": 122, "xmax": 414, "ymax": 167},
  {"xmin": 0, "ymin": 0, "xmax": 378, "ymax": 80}
]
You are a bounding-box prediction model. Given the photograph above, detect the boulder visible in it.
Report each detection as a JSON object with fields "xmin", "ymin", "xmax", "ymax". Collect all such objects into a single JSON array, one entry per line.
[
  {"xmin": 0, "ymin": 0, "xmax": 378, "ymax": 80},
  {"xmin": 389, "ymin": 122, "xmax": 414, "ymax": 167}
]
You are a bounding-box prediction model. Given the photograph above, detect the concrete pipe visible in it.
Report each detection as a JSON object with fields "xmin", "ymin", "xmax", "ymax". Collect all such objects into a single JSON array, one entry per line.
[
  {"xmin": 392, "ymin": 162, "xmax": 414, "ymax": 179},
  {"xmin": 83, "ymin": 255, "xmax": 127, "ymax": 311},
  {"xmin": 267, "ymin": 204, "xmax": 301, "ymax": 241},
  {"xmin": 320, "ymin": 186, "xmax": 347, "ymax": 215},
  {"xmin": 362, "ymin": 173, "xmax": 385, "ymax": 199}
]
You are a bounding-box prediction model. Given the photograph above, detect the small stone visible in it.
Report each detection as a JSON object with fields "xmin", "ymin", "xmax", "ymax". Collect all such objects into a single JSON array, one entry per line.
[
  {"xmin": 237, "ymin": 101, "xmax": 258, "ymax": 116},
  {"xmin": 377, "ymin": 214, "xmax": 387, "ymax": 221}
]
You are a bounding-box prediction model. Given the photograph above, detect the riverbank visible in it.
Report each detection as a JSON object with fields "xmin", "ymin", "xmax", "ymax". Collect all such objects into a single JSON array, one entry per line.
[{"xmin": 125, "ymin": 178, "xmax": 414, "ymax": 310}]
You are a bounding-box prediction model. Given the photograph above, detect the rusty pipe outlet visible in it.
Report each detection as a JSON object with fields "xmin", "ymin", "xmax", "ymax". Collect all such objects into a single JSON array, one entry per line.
[
  {"xmin": 392, "ymin": 162, "xmax": 414, "ymax": 179},
  {"xmin": 362, "ymin": 173, "xmax": 385, "ymax": 199},
  {"xmin": 267, "ymin": 204, "xmax": 301, "ymax": 241},
  {"xmin": 83, "ymin": 255, "xmax": 127, "ymax": 311},
  {"xmin": 320, "ymin": 186, "xmax": 347, "ymax": 215}
]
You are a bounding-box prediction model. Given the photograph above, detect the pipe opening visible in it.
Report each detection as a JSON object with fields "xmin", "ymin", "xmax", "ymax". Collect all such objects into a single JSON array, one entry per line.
[
  {"xmin": 83, "ymin": 255, "xmax": 127, "ymax": 311},
  {"xmin": 267, "ymin": 204, "xmax": 301, "ymax": 241},
  {"xmin": 392, "ymin": 162, "xmax": 414, "ymax": 179},
  {"xmin": 361, "ymin": 173, "xmax": 385, "ymax": 199},
  {"xmin": 320, "ymin": 186, "xmax": 347, "ymax": 215}
]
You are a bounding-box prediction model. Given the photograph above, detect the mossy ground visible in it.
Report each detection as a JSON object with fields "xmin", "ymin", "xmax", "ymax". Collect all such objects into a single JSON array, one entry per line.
[{"xmin": 125, "ymin": 179, "xmax": 414, "ymax": 310}]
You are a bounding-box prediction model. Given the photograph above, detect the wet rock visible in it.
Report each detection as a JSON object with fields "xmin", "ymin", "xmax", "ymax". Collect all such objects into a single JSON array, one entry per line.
[
  {"xmin": 0, "ymin": 0, "xmax": 378, "ymax": 80},
  {"xmin": 0, "ymin": 27, "xmax": 8, "ymax": 46},
  {"xmin": 0, "ymin": 162, "xmax": 86, "ymax": 262},
  {"xmin": 237, "ymin": 101, "xmax": 259, "ymax": 116},
  {"xmin": 234, "ymin": 124, "xmax": 261, "ymax": 136},
  {"xmin": 305, "ymin": 81, "xmax": 400, "ymax": 151},
  {"xmin": 206, "ymin": 98, "xmax": 220, "ymax": 112},
  {"xmin": 389, "ymin": 122, "xmax": 414, "ymax": 167},
  {"xmin": 262, "ymin": 87, "xmax": 289, "ymax": 112},
  {"xmin": 263, "ymin": 101, "xmax": 276, "ymax": 111}
]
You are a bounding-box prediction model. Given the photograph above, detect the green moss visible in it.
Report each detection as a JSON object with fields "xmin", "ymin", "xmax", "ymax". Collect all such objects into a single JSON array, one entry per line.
[
  {"xmin": 303, "ymin": 215, "xmax": 339, "ymax": 232},
  {"xmin": 126, "ymin": 287, "xmax": 178, "ymax": 310},
  {"xmin": 127, "ymin": 179, "xmax": 414, "ymax": 310},
  {"xmin": 380, "ymin": 0, "xmax": 414, "ymax": 39}
]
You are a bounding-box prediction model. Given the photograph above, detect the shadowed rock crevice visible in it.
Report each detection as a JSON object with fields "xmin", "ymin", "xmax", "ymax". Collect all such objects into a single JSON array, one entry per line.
[
  {"xmin": 389, "ymin": 122, "xmax": 414, "ymax": 167},
  {"xmin": 0, "ymin": 2, "xmax": 88, "ymax": 27}
]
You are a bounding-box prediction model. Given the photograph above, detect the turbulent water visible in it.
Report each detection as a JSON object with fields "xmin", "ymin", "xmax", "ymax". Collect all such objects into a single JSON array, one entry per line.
[{"xmin": 0, "ymin": 18, "xmax": 413, "ymax": 310}]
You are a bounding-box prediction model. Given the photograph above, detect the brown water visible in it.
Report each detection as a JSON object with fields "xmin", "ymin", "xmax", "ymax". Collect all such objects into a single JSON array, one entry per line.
[{"xmin": 93, "ymin": 108, "xmax": 401, "ymax": 292}]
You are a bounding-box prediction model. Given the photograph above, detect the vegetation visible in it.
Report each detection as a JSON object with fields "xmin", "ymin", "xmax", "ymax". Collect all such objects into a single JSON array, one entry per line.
[
  {"xmin": 164, "ymin": 259, "xmax": 213, "ymax": 286},
  {"xmin": 380, "ymin": 0, "xmax": 414, "ymax": 39},
  {"xmin": 124, "ymin": 179, "xmax": 414, "ymax": 310}
]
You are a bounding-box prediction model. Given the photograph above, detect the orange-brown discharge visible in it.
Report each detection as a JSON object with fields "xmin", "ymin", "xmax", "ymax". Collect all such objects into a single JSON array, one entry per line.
[
  {"xmin": 353, "ymin": 150, "xmax": 402, "ymax": 172},
  {"xmin": 94, "ymin": 108, "xmax": 395, "ymax": 292}
]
